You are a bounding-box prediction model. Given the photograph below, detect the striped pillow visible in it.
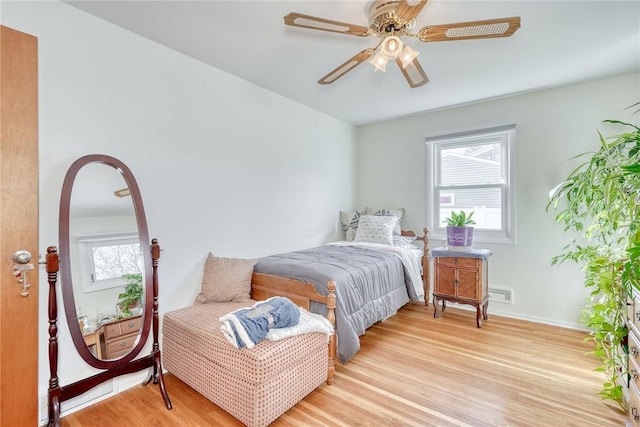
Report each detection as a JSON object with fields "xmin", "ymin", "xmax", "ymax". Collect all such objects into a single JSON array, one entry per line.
[{"xmin": 340, "ymin": 210, "xmax": 362, "ymax": 241}]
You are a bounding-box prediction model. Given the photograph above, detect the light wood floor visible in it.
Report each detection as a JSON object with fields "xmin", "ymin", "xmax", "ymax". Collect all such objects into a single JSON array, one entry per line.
[{"xmin": 61, "ymin": 302, "xmax": 626, "ymax": 426}]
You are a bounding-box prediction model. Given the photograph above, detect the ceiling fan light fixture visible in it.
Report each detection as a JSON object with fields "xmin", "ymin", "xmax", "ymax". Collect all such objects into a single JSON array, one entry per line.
[
  {"xmin": 380, "ymin": 35, "xmax": 403, "ymax": 59},
  {"xmin": 369, "ymin": 51, "xmax": 389, "ymax": 72},
  {"xmin": 399, "ymin": 45, "xmax": 419, "ymax": 69}
]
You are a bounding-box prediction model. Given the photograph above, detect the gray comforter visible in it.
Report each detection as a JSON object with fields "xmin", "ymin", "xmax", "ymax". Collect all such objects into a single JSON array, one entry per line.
[{"xmin": 254, "ymin": 244, "xmax": 421, "ymax": 363}]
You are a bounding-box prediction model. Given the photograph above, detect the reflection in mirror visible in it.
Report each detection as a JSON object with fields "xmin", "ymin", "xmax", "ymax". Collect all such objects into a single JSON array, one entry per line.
[
  {"xmin": 48, "ymin": 154, "xmax": 172, "ymax": 426},
  {"xmin": 68, "ymin": 163, "xmax": 144, "ymax": 360}
]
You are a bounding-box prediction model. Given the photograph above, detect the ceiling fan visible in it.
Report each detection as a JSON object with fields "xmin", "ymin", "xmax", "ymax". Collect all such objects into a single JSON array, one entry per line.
[{"xmin": 284, "ymin": 0, "xmax": 521, "ymax": 88}]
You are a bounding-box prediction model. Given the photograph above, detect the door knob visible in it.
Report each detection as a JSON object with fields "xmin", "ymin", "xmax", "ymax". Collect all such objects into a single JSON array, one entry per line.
[{"xmin": 10, "ymin": 250, "xmax": 34, "ymax": 297}]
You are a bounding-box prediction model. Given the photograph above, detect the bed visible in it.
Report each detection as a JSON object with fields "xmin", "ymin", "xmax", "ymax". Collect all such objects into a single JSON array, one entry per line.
[{"xmin": 253, "ymin": 211, "xmax": 430, "ymax": 363}]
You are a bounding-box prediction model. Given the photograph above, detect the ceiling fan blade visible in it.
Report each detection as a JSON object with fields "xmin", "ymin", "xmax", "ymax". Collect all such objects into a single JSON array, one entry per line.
[
  {"xmin": 318, "ymin": 49, "xmax": 376, "ymax": 85},
  {"xmin": 395, "ymin": 0, "xmax": 429, "ymax": 22},
  {"xmin": 284, "ymin": 12, "xmax": 370, "ymax": 37},
  {"xmin": 395, "ymin": 57, "xmax": 429, "ymax": 88},
  {"xmin": 418, "ymin": 16, "xmax": 521, "ymax": 42}
]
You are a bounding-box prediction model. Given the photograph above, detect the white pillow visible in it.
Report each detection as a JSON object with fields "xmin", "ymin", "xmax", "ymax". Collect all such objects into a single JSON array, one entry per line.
[
  {"xmin": 365, "ymin": 207, "xmax": 405, "ymax": 235},
  {"xmin": 353, "ymin": 215, "xmax": 398, "ymax": 245}
]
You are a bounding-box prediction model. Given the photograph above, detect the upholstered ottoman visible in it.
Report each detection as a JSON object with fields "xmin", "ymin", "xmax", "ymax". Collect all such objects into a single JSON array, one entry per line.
[{"xmin": 163, "ymin": 302, "xmax": 329, "ymax": 427}]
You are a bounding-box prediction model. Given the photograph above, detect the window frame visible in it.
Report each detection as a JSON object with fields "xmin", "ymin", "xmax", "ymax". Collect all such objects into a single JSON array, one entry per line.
[
  {"xmin": 425, "ymin": 124, "xmax": 516, "ymax": 245},
  {"xmin": 76, "ymin": 232, "xmax": 143, "ymax": 293}
]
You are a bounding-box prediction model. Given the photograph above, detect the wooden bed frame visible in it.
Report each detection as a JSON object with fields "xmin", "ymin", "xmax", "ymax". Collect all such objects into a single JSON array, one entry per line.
[
  {"xmin": 251, "ymin": 272, "xmax": 337, "ymax": 384},
  {"xmin": 248, "ymin": 226, "xmax": 430, "ymax": 377},
  {"xmin": 402, "ymin": 227, "xmax": 431, "ymax": 306}
]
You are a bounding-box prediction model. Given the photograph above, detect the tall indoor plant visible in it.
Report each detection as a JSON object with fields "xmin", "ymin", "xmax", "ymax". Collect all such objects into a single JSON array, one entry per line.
[{"xmin": 547, "ymin": 111, "xmax": 640, "ymax": 410}]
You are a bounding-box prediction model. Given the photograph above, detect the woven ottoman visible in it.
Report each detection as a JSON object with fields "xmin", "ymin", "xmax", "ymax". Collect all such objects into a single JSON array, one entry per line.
[{"xmin": 163, "ymin": 302, "xmax": 329, "ymax": 427}]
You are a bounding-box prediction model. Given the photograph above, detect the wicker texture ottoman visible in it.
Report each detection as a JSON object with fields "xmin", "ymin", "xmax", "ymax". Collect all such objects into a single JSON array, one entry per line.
[{"xmin": 163, "ymin": 302, "xmax": 329, "ymax": 427}]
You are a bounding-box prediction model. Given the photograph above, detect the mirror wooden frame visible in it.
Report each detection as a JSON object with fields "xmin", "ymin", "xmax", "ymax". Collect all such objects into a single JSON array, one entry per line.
[{"xmin": 46, "ymin": 154, "xmax": 171, "ymax": 426}]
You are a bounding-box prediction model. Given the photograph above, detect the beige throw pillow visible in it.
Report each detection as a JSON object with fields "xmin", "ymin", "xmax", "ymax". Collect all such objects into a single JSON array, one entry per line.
[{"xmin": 195, "ymin": 253, "xmax": 257, "ymax": 304}]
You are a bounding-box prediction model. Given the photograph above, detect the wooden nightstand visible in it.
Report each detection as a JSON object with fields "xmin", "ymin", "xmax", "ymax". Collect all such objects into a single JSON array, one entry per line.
[{"xmin": 431, "ymin": 248, "xmax": 492, "ymax": 328}]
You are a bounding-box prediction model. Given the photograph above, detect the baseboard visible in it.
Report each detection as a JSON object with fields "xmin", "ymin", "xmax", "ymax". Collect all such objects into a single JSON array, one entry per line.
[
  {"xmin": 38, "ymin": 371, "xmax": 148, "ymax": 426},
  {"xmin": 433, "ymin": 301, "xmax": 586, "ymax": 331}
]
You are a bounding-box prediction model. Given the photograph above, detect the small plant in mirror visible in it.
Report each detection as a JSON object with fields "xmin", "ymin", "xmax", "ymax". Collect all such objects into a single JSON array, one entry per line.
[{"xmin": 117, "ymin": 273, "xmax": 143, "ymax": 317}]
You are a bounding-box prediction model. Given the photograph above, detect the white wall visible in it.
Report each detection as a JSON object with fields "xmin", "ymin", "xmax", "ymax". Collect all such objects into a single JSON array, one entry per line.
[
  {"xmin": 1, "ymin": 1, "xmax": 356, "ymax": 419},
  {"xmin": 357, "ymin": 72, "xmax": 640, "ymax": 328},
  {"xmin": 4, "ymin": 0, "xmax": 638, "ymax": 419}
]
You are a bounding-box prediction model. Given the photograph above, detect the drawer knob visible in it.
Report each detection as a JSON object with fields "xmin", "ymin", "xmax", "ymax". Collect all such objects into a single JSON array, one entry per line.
[
  {"xmin": 636, "ymin": 311, "xmax": 640, "ymax": 322},
  {"xmin": 120, "ymin": 342, "xmax": 126, "ymax": 347},
  {"xmin": 127, "ymin": 322, "xmax": 136, "ymax": 328},
  {"xmin": 633, "ymin": 345, "xmax": 639, "ymax": 358},
  {"xmin": 633, "ymin": 405, "xmax": 640, "ymax": 422},
  {"xmin": 632, "ymin": 369, "xmax": 639, "ymax": 380}
]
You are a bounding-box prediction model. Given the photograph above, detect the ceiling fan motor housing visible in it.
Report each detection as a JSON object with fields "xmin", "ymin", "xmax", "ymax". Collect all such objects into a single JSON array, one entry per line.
[{"xmin": 368, "ymin": 0, "xmax": 416, "ymax": 34}]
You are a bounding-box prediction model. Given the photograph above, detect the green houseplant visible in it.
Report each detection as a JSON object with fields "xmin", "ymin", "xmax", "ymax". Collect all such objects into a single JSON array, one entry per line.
[
  {"xmin": 444, "ymin": 210, "xmax": 476, "ymax": 248},
  {"xmin": 445, "ymin": 210, "xmax": 476, "ymax": 227},
  {"xmin": 547, "ymin": 112, "xmax": 640, "ymax": 410},
  {"xmin": 117, "ymin": 273, "xmax": 144, "ymax": 316}
]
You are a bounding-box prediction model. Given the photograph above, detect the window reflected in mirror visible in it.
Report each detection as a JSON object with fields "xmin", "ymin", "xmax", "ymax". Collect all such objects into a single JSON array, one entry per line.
[{"xmin": 77, "ymin": 232, "xmax": 142, "ymax": 290}]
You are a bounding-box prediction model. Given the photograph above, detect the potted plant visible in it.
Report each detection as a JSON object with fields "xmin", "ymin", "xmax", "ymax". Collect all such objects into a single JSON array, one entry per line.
[
  {"xmin": 444, "ymin": 210, "xmax": 476, "ymax": 248},
  {"xmin": 547, "ymin": 110, "xmax": 640, "ymax": 410},
  {"xmin": 117, "ymin": 273, "xmax": 144, "ymax": 317}
]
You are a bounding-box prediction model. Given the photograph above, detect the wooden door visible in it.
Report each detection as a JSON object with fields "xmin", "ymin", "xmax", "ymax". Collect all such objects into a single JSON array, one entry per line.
[{"xmin": 0, "ymin": 25, "xmax": 39, "ymax": 426}]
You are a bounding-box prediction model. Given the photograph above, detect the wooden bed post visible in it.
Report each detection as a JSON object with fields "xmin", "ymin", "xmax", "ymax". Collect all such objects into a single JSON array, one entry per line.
[
  {"xmin": 250, "ymin": 273, "xmax": 337, "ymax": 386},
  {"xmin": 326, "ymin": 280, "xmax": 337, "ymax": 385},
  {"xmin": 423, "ymin": 227, "xmax": 430, "ymax": 307}
]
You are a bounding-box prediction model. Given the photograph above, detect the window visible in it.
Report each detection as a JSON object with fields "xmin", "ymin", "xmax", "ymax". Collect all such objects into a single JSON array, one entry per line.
[
  {"xmin": 77, "ymin": 232, "xmax": 143, "ymax": 292},
  {"xmin": 426, "ymin": 125, "xmax": 516, "ymax": 244}
]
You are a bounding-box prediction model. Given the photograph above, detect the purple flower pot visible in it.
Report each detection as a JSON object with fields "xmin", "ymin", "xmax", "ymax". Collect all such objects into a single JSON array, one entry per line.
[{"xmin": 446, "ymin": 226, "xmax": 474, "ymax": 247}]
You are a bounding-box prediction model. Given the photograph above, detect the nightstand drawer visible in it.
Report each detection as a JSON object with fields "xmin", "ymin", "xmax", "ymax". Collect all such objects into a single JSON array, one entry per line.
[{"xmin": 435, "ymin": 257, "xmax": 479, "ymax": 269}]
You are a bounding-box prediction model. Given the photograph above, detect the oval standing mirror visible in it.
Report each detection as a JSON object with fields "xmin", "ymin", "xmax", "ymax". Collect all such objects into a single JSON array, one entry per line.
[{"xmin": 59, "ymin": 154, "xmax": 152, "ymax": 369}]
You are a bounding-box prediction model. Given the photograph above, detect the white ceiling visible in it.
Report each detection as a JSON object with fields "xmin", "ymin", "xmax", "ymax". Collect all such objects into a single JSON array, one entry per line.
[{"xmin": 66, "ymin": 0, "xmax": 640, "ymax": 126}]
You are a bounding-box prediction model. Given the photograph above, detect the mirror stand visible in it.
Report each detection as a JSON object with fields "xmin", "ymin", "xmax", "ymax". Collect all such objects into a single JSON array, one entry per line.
[{"xmin": 45, "ymin": 239, "xmax": 172, "ymax": 426}]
